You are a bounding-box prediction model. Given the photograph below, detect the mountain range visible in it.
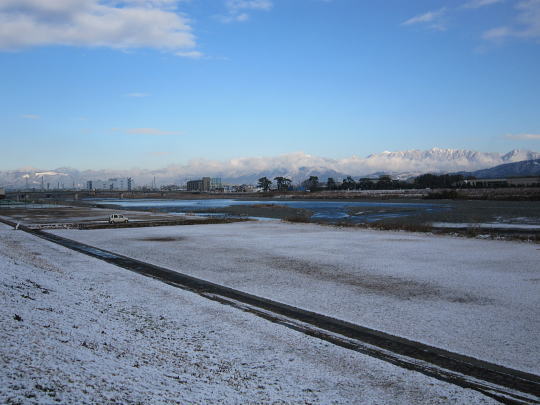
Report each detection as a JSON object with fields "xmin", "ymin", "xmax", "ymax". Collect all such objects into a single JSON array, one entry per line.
[
  {"xmin": 1, "ymin": 148, "xmax": 539, "ymax": 189},
  {"xmin": 466, "ymin": 158, "xmax": 540, "ymax": 179}
]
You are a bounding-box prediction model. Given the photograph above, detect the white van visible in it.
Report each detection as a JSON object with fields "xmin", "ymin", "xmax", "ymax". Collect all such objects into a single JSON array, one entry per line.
[{"xmin": 109, "ymin": 214, "xmax": 129, "ymax": 224}]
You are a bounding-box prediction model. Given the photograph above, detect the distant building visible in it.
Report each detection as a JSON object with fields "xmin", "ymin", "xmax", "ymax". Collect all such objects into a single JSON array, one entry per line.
[
  {"xmin": 160, "ymin": 184, "xmax": 183, "ymax": 191},
  {"xmin": 232, "ymin": 184, "xmax": 256, "ymax": 192},
  {"xmin": 109, "ymin": 178, "xmax": 127, "ymax": 190},
  {"xmin": 86, "ymin": 177, "xmax": 132, "ymax": 191},
  {"xmin": 0, "ymin": 188, "xmax": 5, "ymax": 199},
  {"xmin": 202, "ymin": 177, "xmax": 211, "ymax": 192},
  {"xmin": 187, "ymin": 179, "xmax": 203, "ymax": 192},
  {"xmin": 187, "ymin": 177, "xmax": 222, "ymax": 192},
  {"xmin": 210, "ymin": 177, "xmax": 222, "ymax": 191}
]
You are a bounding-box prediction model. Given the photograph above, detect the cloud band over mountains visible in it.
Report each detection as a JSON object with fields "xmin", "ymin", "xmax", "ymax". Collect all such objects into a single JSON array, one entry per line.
[{"xmin": 2, "ymin": 148, "xmax": 539, "ymax": 188}]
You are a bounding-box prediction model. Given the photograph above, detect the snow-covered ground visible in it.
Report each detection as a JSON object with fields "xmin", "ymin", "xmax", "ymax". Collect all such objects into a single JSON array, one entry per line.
[
  {"xmin": 51, "ymin": 221, "xmax": 540, "ymax": 375},
  {"xmin": 0, "ymin": 223, "xmax": 500, "ymax": 404},
  {"xmin": 432, "ymin": 222, "xmax": 540, "ymax": 230}
]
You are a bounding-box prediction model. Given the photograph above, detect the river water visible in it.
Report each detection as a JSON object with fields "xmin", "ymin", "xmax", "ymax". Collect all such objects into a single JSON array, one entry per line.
[{"xmin": 87, "ymin": 198, "xmax": 449, "ymax": 223}]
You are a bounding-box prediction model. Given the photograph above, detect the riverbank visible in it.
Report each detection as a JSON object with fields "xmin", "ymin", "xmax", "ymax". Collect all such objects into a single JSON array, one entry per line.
[
  {"xmin": 3, "ymin": 198, "xmax": 540, "ymax": 241},
  {"xmin": 83, "ymin": 197, "xmax": 540, "ymax": 241}
]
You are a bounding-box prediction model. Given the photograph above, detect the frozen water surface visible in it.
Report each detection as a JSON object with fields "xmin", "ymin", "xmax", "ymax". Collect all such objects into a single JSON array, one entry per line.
[{"xmin": 88, "ymin": 198, "xmax": 448, "ymax": 222}]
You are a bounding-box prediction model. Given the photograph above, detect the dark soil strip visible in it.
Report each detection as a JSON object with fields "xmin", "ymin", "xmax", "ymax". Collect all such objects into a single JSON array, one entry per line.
[{"xmin": 1, "ymin": 217, "xmax": 538, "ymax": 404}]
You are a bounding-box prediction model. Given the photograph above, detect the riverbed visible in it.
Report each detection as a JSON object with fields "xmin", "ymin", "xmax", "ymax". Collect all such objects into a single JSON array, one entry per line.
[{"xmin": 87, "ymin": 198, "xmax": 449, "ymax": 223}]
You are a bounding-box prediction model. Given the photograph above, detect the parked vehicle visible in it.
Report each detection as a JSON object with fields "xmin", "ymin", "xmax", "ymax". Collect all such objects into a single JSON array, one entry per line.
[{"xmin": 109, "ymin": 214, "xmax": 129, "ymax": 224}]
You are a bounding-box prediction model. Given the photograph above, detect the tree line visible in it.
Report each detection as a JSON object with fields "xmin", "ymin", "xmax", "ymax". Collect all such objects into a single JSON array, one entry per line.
[{"xmin": 257, "ymin": 173, "xmax": 472, "ymax": 192}]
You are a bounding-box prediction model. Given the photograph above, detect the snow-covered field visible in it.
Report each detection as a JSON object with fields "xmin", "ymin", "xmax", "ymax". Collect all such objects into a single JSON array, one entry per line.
[
  {"xmin": 51, "ymin": 221, "xmax": 540, "ymax": 375},
  {"xmin": 0, "ymin": 223, "xmax": 501, "ymax": 404},
  {"xmin": 432, "ymin": 222, "xmax": 540, "ymax": 230}
]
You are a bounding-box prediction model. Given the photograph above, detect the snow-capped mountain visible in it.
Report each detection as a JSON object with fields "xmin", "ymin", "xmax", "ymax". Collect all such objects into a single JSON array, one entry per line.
[
  {"xmin": 1, "ymin": 148, "xmax": 539, "ymax": 189},
  {"xmin": 467, "ymin": 158, "xmax": 540, "ymax": 179}
]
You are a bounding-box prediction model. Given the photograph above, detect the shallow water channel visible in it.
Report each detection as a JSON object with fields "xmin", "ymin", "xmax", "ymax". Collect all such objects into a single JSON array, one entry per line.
[{"xmin": 88, "ymin": 198, "xmax": 448, "ymax": 223}]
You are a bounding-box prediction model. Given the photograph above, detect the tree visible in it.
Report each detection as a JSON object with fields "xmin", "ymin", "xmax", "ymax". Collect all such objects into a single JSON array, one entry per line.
[
  {"xmin": 358, "ymin": 178, "xmax": 374, "ymax": 190},
  {"xmin": 342, "ymin": 176, "xmax": 356, "ymax": 190},
  {"xmin": 413, "ymin": 174, "xmax": 464, "ymax": 189},
  {"xmin": 307, "ymin": 176, "xmax": 319, "ymax": 191},
  {"xmin": 326, "ymin": 177, "xmax": 337, "ymax": 190},
  {"xmin": 274, "ymin": 176, "xmax": 292, "ymax": 191},
  {"xmin": 376, "ymin": 175, "xmax": 392, "ymax": 190},
  {"xmin": 257, "ymin": 177, "xmax": 272, "ymax": 192}
]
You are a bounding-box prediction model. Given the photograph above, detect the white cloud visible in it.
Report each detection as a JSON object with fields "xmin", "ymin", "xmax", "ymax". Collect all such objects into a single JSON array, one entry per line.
[
  {"xmin": 482, "ymin": 26, "xmax": 512, "ymax": 39},
  {"xmin": 403, "ymin": 1, "xmax": 540, "ymax": 43},
  {"xmin": 483, "ymin": 0, "xmax": 540, "ymax": 41},
  {"xmin": 35, "ymin": 171, "xmax": 67, "ymax": 177},
  {"xmin": 515, "ymin": 0, "xmax": 540, "ymax": 38},
  {"xmin": 95, "ymin": 149, "xmax": 540, "ymax": 182},
  {"xmin": 219, "ymin": 13, "xmax": 249, "ymax": 23},
  {"xmin": 115, "ymin": 0, "xmax": 180, "ymax": 7},
  {"xmin": 123, "ymin": 128, "xmax": 182, "ymax": 136},
  {"xmin": 3, "ymin": 149, "xmax": 540, "ymax": 187},
  {"xmin": 226, "ymin": 0, "xmax": 273, "ymax": 11},
  {"xmin": 21, "ymin": 114, "xmax": 40, "ymax": 119},
  {"xmin": 463, "ymin": 0, "xmax": 504, "ymax": 9},
  {"xmin": 175, "ymin": 50, "xmax": 204, "ymax": 58},
  {"xmin": 0, "ymin": 0, "xmax": 201, "ymax": 57},
  {"xmin": 220, "ymin": 0, "xmax": 272, "ymax": 23},
  {"xmin": 505, "ymin": 133, "xmax": 540, "ymax": 140},
  {"xmin": 402, "ymin": 8, "xmax": 447, "ymax": 31}
]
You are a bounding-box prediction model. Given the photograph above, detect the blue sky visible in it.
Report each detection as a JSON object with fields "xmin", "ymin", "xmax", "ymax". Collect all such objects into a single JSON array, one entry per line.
[{"xmin": 1, "ymin": 0, "xmax": 539, "ymax": 170}]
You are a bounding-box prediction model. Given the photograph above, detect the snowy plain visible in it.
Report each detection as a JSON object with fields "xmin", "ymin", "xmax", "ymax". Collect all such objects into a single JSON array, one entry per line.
[
  {"xmin": 0, "ymin": 223, "xmax": 502, "ymax": 404},
  {"xmin": 431, "ymin": 222, "xmax": 540, "ymax": 230},
  {"xmin": 51, "ymin": 221, "xmax": 540, "ymax": 375}
]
